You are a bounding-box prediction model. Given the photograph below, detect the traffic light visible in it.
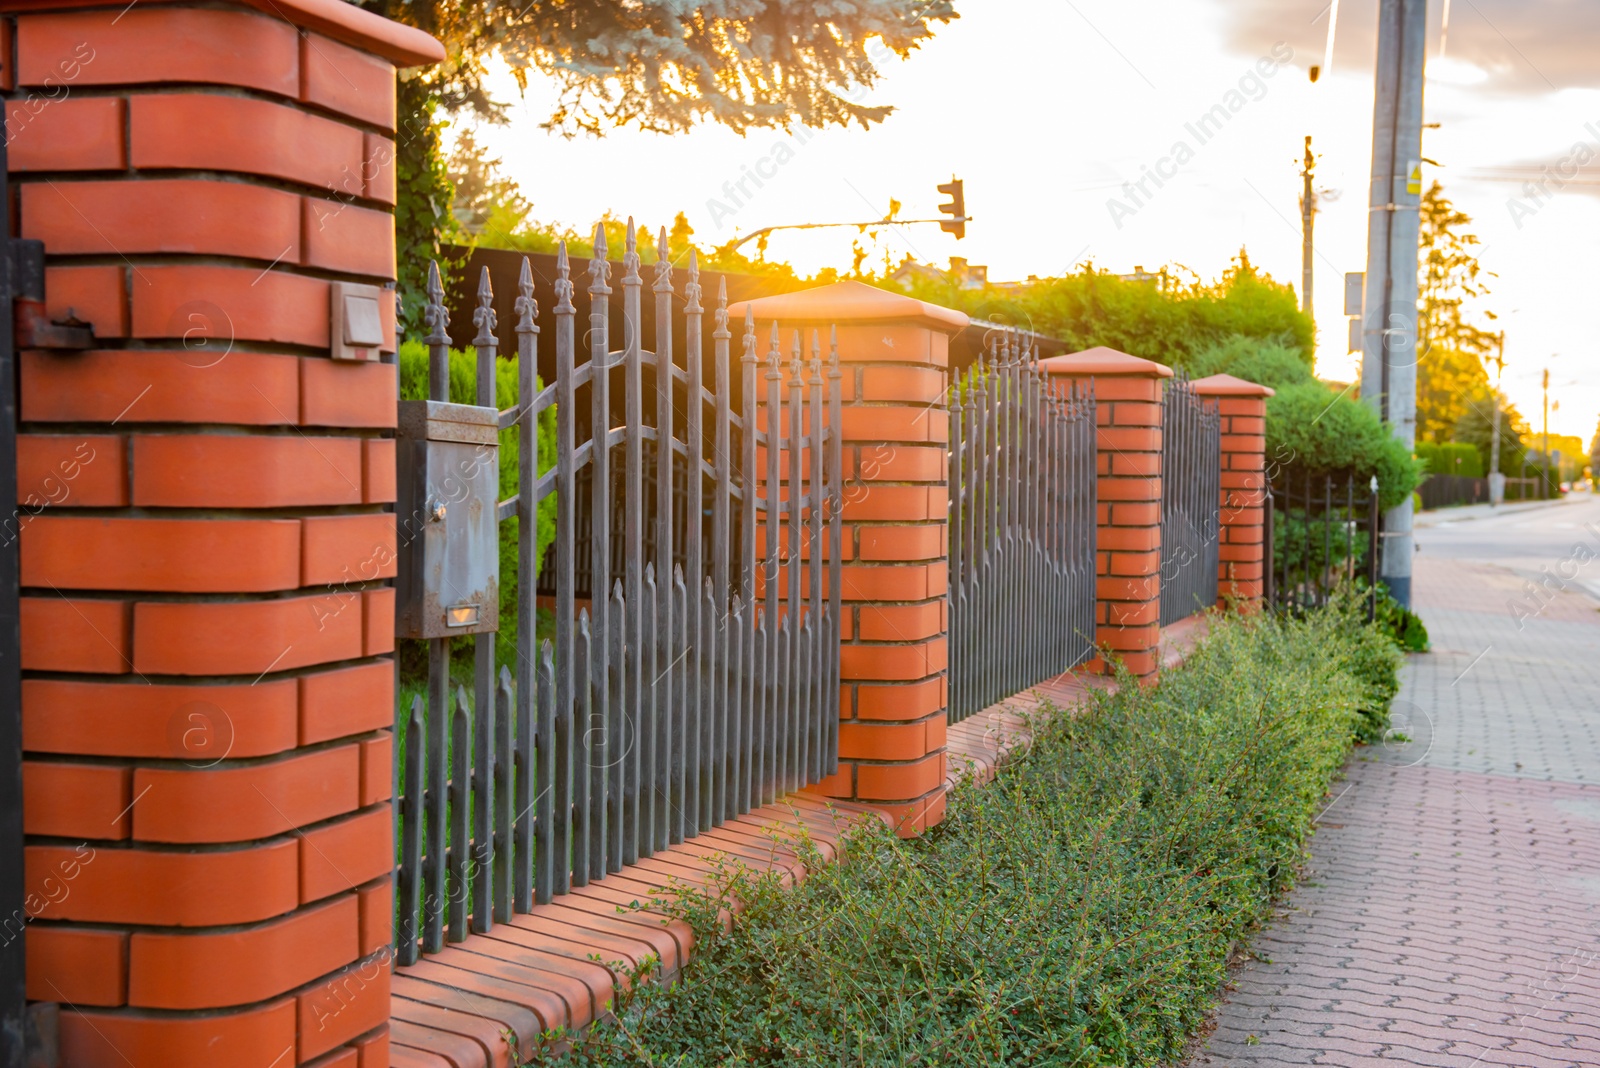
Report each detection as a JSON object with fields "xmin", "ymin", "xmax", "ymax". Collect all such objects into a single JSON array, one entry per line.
[{"xmin": 937, "ymin": 177, "xmax": 966, "ymax": 239}]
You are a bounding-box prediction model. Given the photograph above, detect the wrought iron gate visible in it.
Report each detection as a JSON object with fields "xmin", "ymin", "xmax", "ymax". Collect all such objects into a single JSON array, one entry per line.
[
  {"xmin": 948, "ymin": 332, "xmax": 1098, "ymax": 724},
  {"xmin": 393, "ymin": 223, "xmax": 844, "ymax": 964},
  {"xmin": 1158, "ymin": 375, "xmax": 1221, "ymax": 626}
]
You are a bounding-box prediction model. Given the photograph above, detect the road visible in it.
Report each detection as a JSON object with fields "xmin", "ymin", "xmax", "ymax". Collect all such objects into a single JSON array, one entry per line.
[{"xmin": 1194, "ymin": 492, "xmax": 1600, "ymax": 1066}]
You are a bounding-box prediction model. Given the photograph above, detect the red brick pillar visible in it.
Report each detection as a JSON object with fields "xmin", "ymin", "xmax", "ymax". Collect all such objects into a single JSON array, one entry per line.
[
  {"xmin": 730, "ymin": 282, "xmax": 966, "ymax": 836},
  {"xmin": 1192, "ymin": 374, "xmax": 1273, "ymax": 604},
  {"xmin": 8, "ymin": 4, "xmax": 441, "ymax": 1066},
  {"xmin": 1038, "ymin": 347, "xmax": 1172, "ymax": 680}
]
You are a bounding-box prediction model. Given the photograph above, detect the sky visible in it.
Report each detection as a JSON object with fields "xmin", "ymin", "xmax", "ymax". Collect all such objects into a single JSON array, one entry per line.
[{"xmin": 468, "ymin": 0, "xmax": 1600, "ymax": 444}]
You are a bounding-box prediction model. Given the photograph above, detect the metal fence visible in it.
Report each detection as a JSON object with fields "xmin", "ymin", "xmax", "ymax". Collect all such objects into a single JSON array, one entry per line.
[
  {"xmin": 948, "ymin": 332, "xmax": 1098, "ymax": 724},
  {"xmin": 1417, "ymin": 472, "xmax": 1487, "ymax": 510},
  {"xmin": 1158, "ymin": 375, "xmax": 1221, "ymax": 626},
  {"xmin": 1264, "ymin": 473, "xmax": 1379, "ymax": 616},
  {"xmin": 394, "ymin": 223, "xmax": 843, "ymax": 965}
]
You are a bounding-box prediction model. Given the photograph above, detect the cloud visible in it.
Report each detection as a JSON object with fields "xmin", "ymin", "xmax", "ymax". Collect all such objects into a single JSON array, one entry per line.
[{"xmin": 1218, "ymin": 0, "xmax": 1600, "ymax": 95}]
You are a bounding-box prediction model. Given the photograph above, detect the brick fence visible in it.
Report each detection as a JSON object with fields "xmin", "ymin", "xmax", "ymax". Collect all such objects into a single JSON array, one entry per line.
[{"xmin": 9, "ymin": 2, "xmax": 441, "ymax": 1065}]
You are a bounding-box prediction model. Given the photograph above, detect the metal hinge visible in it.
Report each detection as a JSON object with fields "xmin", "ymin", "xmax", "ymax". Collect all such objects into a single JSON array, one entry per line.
[{"xmin": 8, "ymin": 239, "xmax": 94, "ymax": 350}]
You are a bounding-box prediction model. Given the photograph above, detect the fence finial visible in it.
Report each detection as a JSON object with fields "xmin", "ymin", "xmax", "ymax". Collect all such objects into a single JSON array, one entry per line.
[
  {"xmin": 809, "ymin": 329, "xmax": 823, "ymax": 385},
  {"xmin": 767, "ymin": 321, "xmax": 782, "ymax": 376},
  {"xmin": 622, "ymin": 216, "xmax": 641, "ymax": 285},
  {"xmin": 554, "ymin": 240, "xmax": 575, "ymax": 314},
  {"xmin": 653, "ymin": 224, "xmax": 674, "ymax": 294},
  {"xmin": 711, "ymin": 265, "xmax": 729, "ymax": 338},
  {"xmin": 473, "ymin": 266, "xmax": 497, "ymax": 347},
  {"xmin": 589, "ymin": 222, "xmax": 612, "ymax": 294},
  {"xmin": 515, "ymin": 257, "xmax": 538, "ymax": 335},
  {"xmin": 687, "ymin": 247, "xmax": 705, "ymax": 316},
  {"xmin": 790, "ymin": 328, "xmax": 804, "ymax": 385},
  {"xmin": 423, "ymin": 260, "xmax": 450, "ymax": 345},
  {"xmin": 742, "ymin": 297, "xmax": 757, "ymax": 363}
]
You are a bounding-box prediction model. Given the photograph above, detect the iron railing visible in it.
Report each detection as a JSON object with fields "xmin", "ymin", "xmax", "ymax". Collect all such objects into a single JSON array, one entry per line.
[
  {"xmin": 1158, "ymin": 375, "xmax": 1221, "ymax": 626},
  {"xmin": 948, "ymin": 333, "xmax": 1097, "ymax": 724},
  {"xmin": 394, "ymin": 222, "xmax": 843, "ymax": 965},
  {"xmin": 1265, "ymin": 473, "xmax": 1379, "ymax": 618}
]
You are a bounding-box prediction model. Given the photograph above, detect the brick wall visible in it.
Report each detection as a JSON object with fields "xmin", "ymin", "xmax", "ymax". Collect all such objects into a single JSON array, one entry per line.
[
  {"xmin": 1192, "ymin": 374, "xmax": 1273, "ymax": 604},
  {"xmin": 730, "ymin": 282, "xmax": 967, "ymax": 835},
  {"xmin": 1039, "ymin": 347, "xmax": 1172, "ymax": 680},
  {"xmin": 8, "ymin": 3, "xmax": 441, "ymax": 1065}
]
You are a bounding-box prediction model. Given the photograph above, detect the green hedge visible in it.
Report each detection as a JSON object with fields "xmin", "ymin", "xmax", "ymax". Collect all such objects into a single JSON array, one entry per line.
[
  {"xmin": 558, "ymin": 598, "xmax": 1401, "ymax": 1067},
  {"xmin": 1266, "ymin": 383, "xmax": 1423, "ymax": 512},
  {"xmin": 1415, "ymin": 441, "xmax": 1483, "ymax": 478}
]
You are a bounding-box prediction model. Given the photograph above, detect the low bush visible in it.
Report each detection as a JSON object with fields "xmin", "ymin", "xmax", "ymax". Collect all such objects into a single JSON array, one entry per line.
[
  {"xmin": 557, "ymin": 600, "xmax": 1399, "ymax": 1067},
  {"xmin": 1266, "ymin": 383, "xmax": 1423, "ymax": 512}
]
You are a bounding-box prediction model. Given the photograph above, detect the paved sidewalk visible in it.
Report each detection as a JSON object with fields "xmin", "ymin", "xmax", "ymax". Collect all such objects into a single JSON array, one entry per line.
[{"xmin": 1194, "ymin": 508, "xmax": 1600, "ymax": 1066}]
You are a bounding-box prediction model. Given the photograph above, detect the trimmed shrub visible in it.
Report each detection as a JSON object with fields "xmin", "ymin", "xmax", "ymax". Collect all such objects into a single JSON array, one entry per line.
[
  {"xmin": 1191, "ymin": 332, "xmax": 1314, "ymax": 391},
  {"xmin": 1266, "ymin": 383, "xmax": 1423, "ymax": 512},
  {"xmin": 559, "ymin": 600, "xmax": 1400, "ymax": 1067}
]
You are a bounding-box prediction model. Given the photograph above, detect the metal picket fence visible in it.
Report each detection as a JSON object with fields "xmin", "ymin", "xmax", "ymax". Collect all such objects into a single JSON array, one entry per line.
[
  {"xmin": 1264, "ymin": 472, "xmax": 1379, "ymax": 618},
  {"xmin": 948, "ymin": 332, "xmax": 1098, "ymax": 724},
  {"xmin": 393, "ymin": 222, "xmax": 843, "ymax": 965},
  {"xmin": 1158, "ymin": 375, "xmax": 1221, "ymax": 626}
]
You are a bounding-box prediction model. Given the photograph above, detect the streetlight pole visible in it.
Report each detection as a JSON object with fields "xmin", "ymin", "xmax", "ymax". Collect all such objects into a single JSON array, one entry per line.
[
  {"xmin": 1489, "ymin": 331, "xmax": 1504, "ymax": 506},
  {"xmin": 1542, "ymin": 366, "xmax": 1551, "ymax": 499},
  {"xmin": 1358, "ymin": 0, "xmax": 1427, "ymax": 607}
]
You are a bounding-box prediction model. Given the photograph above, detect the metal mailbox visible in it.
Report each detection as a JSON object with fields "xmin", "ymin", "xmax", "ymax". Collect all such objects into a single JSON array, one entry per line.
[{"xmin": 396, "ymin": 399, "xmax": 500, "ymax": 639}]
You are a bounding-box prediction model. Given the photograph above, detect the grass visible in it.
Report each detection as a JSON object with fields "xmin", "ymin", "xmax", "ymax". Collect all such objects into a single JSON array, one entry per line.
[{"xmin": 548, "ymin": 594, "xmax": 1402, "ymax": 1067}]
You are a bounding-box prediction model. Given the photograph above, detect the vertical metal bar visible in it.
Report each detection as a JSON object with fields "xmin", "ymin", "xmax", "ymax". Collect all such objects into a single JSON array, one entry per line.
[
  {"xmin": 469, "ymin": 269, "xmax": 497, "ymax": 935},
  {"xmin": 572, "ymin": 609, "xmax": 593, "ymax": 885},
  {"xmin": 512, "ymin": 258, "xmax": 539, "ymax": 917},
  {"xmin": 826, "ymin": 327, "xmax": 844, "ymax": 772},
  {"xmin": 740, "ymin": 307, "xmax": 761, "ymax": 810},
  {"xmin": 651, "ymin": 234, "xmax": 675, "ymax": 857},
  {"xmin": 949, "ymin": 378, "xmax": 963, "ymax": 722},
  {"xmin": 710, "ymin": 270, "xmax": 734, "ymax": 819},
  {"xmin": 609, "ymin": 580, "xmax": 626, "ymax": 873},
  {"xmin": 642, "ymin": 563, "xmax": 658, "ymax": 856},
  {"xmin": 587, "ymin": 223, "xmax": 614, "ymax": 871},
  {"xmin": 424, "ymin": 637, "xmax": 447, "ymax": 954},
  {"xmin": 672, "ymin": 564, "xmax": 689, "ymax": 838},
  {"xmin": 763, "ymin": 325, "xmax": 782, "ymax": 803},
  {"xmin": 550, "ymin": 242, "xmax": 578, "ymax": 900},
  {"xmin": 398, "ymin": 696, "xmax": 425, "ymax": 965},
  {"xmin": 495, "ymin": 665, "xmax": 513, "ymax": 923},
  {"xmin": 684, "ymin": 266, "xmax": 706, "ymax": 835},
  {"xmin": 786, "ymin": 332, "xmax": 803, "ymax": 792},
  {"xmin": 806, "ymin": 331, "xmax": 825, "ymax": 785},
  {"xmin": 621, "ymin": 222, "xmax": 645, "ymax": 866},
  {"xmin": 448, "ymin": 686, "xmax": 470, "ymax": 943}
]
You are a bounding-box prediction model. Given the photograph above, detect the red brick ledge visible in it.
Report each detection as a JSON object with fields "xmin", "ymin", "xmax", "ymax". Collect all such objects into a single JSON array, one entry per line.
[
  {"xmin": 391, "ymin": 617, "xmax": 1215, "ymax": 1067},
  {"xmin": 945, "ymin": 615, "xmax": 1213, "ymax": 791},
  {"xmin": 387, "ymin": 797, "xmax": 889, "ymax": 1066}
]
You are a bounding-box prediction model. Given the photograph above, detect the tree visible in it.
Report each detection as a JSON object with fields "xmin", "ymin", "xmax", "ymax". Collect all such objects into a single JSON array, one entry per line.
[
  {"xmin": 1418, "ymin": 181, "xmax": 1497, "ymax": 358},
  {"xmin": 1416, "ymin": 345, "xmax": 1490, "ymax": 445},
  {"xmin": 360, "ymin": 0, "xmax": 960, "ymax": 330}
]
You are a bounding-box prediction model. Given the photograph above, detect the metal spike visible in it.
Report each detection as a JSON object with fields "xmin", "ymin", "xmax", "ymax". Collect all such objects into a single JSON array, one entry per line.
[
  {"xmin": 790, "ymin": 329, "xmax": 804, "ymax": 380},
  {"xmin": 653, "ymin": 225, "xmax": 673, "ymax": 293},
  {"xmin": 473, "ymin": 266, "xmax": 497, "ymax": 346},
  {"xmin": 554, "ymin": 240, "xmax": 575, "ymax": 313},
  {"xmin": 711, "ymin": 268, "xmax": 727, "ymax": 337},
  {"xmin": 685, "ymin": 246, "xmax": 703, "ymax": 314},
  {"xmin": 589, "ymin": 222, "xmax": 612, "ymax": 292},
  {"xmin": 623, "ymin": 216, "xmax": 641, "ymax": 284},
  {"xmin": 515, "ymin": 257, "xmax": 538, "ymax": 333},
  {"xmin": 809, "ymin": 329, "xmax": 823, "ymax": 384},
  {"xmin": 423, "ymin": 261, "xmax": 449, "ymax": 344}
]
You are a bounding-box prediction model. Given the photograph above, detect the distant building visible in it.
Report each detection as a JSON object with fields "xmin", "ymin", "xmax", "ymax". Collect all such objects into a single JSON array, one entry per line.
[
  {"xmin": 1116, "ymin": 265, "xmax": 1166, "ymax": 285},
  {"xmin": 887, "ymin": 255, "xmax": 1021, "ymax": 292}
]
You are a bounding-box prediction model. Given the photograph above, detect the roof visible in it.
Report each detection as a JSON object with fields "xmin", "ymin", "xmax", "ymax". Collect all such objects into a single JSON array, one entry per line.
[{"xmin": 1037, "ymin": 346, "xmax": 1174, "ymax": 378}]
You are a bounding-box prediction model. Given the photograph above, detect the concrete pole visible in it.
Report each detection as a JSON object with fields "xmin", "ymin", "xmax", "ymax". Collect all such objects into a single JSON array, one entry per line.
[
  {"xmin": 1488, "ymin": 333, "xmax": 1504, "ymax": 505},
  {"xmin": 1301, "ymin": 136, "xmax": 1315, "ymax": 323},
  {"xmin": 1359, "ymin": 0, "xmax": 1426, "ymax": 607}
]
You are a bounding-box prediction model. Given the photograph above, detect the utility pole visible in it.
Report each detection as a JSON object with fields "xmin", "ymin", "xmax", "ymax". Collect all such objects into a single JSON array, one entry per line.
[
  {"xmin": 1358, "ymin": 0, "xmax": 1427, "ymax": 608},
  {"xmin": 1543, "ymin": 366, "xmax": 1551, "ymax": 498},
  {"xmin": 1488, "ymin": 331, "xmax": 1505, "ymax": 506},
  {"xmin": 1300, "ymin": 136, "xmax": 1315, "ymax": 323}
]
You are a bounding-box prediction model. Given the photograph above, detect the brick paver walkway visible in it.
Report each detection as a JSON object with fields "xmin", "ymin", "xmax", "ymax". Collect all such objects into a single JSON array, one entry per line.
[{"xmin": 1195, "ymin": 502, "xmax": 1600, "ymax": 1066}]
